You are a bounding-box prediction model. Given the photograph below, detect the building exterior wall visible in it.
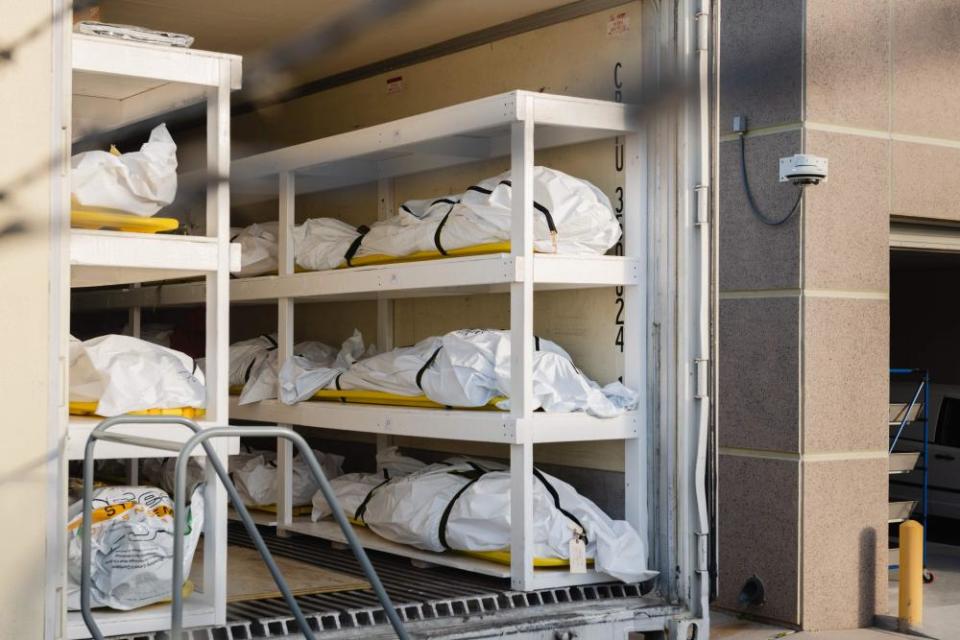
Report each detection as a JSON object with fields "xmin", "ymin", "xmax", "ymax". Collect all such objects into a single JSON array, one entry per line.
[
  {"xmin": 717, "ymin": 0, "xmax": 960, "ymax": 630},
  {"xmin": 0, "ymin": 2, "xmax": 56, "ymax": 638}
]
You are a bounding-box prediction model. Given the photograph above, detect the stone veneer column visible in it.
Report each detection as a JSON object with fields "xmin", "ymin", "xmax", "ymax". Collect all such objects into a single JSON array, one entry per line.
[{"xmin": 716, "ymin": 0, "xmax": 892, "ymax": 629}]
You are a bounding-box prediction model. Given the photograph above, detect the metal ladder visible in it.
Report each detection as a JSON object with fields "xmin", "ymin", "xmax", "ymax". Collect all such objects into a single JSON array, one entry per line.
[{"xmin": 79, "ymin": 416, "xmax": 410, "ymax": 640}]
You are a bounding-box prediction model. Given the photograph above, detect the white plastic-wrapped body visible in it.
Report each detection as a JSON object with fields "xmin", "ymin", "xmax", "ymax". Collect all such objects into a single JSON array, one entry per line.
[
  {"xmin": 312, "ymin": 455, "xmax": 654, "ymax": 584},
  {"xmin": 66, "ymin": 485, "xmax": 204, "ymax": 610},
  {"xmin": 231, "ymin": 222, "xmax": 280, "ymax": 277},
  {"xmin": 70, "ymin": 334, "xmax": 205, "ymax": 416},
  {"xmin": 293, "ymin": 218, "xmax": 362, "ymax": 271},
  {"xmin": 361, "ymin": 166, "xmax": 620, "ymax": 257},
  {"xmin": 71, "ymin": 123, "xmax": 178, "ymax": 216},
  {"xmin": 278, "ymin": 329, "xmax": 372, "ymax": 404},
  {"xmin": 292, "ymin": 167, "xmax": 620, "ymax": 271},
  {"xmin": 231, "ymin": 447, "xmax": 344, "ymax": 507},
  {"xmin": 304, "ymin": 329, "xmax": 637, "ymax": 418},
  {"xmin": 215, "ymin": 333, "xmax": 339, "ymax": 405},
  {"xmin": 149, "ymin": 446, "xmax": 344, "ymax": 507}
]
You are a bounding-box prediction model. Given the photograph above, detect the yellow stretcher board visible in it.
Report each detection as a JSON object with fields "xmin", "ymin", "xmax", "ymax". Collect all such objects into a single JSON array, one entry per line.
[
  {"xmin": 344, "ymin": 517, "xmax": 588, "ymax": 568},
  {"xmin": 337, "ymin": 241, "xmax": 512, "ymax": 269},
  {"xmin": 69, "ymin": 401, "xmax": 205, "ymax": 419},
  {"xmin": 71, "ymin": 209, "xmax": 180, "ymax": 233},
  {"xmin": 229, "ymin": 387, "xmax": 504, "ymax": 410},
  {"xmin": 309, "ymin": 389, "xmax": 505, "ymax": 410},
  {"xmin": 248, "ymin": 504, "xmax": 313, "ymax": 516}
]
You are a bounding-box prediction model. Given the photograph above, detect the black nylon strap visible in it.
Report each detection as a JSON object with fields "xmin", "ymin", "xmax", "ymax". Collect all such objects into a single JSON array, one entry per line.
[
  {"xmin": 343, "ymin": 225, "xmax": 371, "ymax": 267},
  {"xmin": 334, "ymin": 372, "xmax": 346, "ymax": 403},
  {"xmin": 242, "ymin": 357, "xmax": 257, "ymax": 383},
  {"xmin": 415, "ymin": 346, "xmax": 443, "ymax": 390},
  {"xmin": 354, "ymin": 477, "xmax": 391, "ymax": 524},
  {"xmin": 261, "ymin": 334, "xmax": 278, "ymax": 349},
  {"xmin": 532, "ymin": 468, "xmax": 585, "ymax": 535},
  {"xmin": 432, "ymin": 202, "xmax": 457, "ymax": 256},
  {"xmin": 438, "ymin": 464, "xmax": 488, "ymax": 550},
  {"xmin": 497, "ymin": 179, "xmax": 557, "ymax": 235}
]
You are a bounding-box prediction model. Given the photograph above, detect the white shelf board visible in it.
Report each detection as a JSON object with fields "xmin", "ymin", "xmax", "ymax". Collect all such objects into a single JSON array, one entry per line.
[
  {"xmin": 70, "ymin": 230, "xmax": 241, "ymax": 288},
  {"xmin": 220, "ymin": 91, "xmax": 639, "ymax": 202},
  {"xmin": 72, "ymin": 34, "xmax": 241, "ymax": 140},
  {"xmin": 67, "ymin": 599, "xmax": 215, "ymax": 640},
  {"xmin": 231, "ymin": 253, "xmax": 639, "ymax": 303},
  {"xmin": 67, "ymin": 417, "xmax": 238, "ymax": 460},
  {"xmin": 229, "ymin": 397, "xmax": 638, "ymax": 445},
  {"xmin": 71, "ymin": 253, "xmax": 638, "ymax": 309},
  {"xmin": 284, "ymin": 518, "xmax": 616, "ymax": 588},
  {"xmin": 72, "ymin": 279, "xmax": 206, "ymax": 311}
]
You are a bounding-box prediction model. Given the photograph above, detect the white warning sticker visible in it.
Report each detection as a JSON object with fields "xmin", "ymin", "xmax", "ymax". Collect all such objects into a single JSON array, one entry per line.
[
  {"xmin": 607, "ymin": 11, "xmax": 630, "ymax": 37},
  {"xmin": 386, "ymin": 75, "xmax": 404, "ymax": 94}
]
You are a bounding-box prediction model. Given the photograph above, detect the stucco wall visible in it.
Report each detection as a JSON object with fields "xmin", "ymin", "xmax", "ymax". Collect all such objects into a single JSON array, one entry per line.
[{"xmin": 0, "ymin": 2, "xmax": 56, "ymax": 638}]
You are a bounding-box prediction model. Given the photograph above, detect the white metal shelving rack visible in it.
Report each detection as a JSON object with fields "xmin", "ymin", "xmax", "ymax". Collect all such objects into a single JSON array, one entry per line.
[
  {"xmin": 59, "ymin": 34, "xmax": 242, "ymax": 639},
  {"xmin": 224, "ymin": 90, "xmax": 647, "ymax": 591}
]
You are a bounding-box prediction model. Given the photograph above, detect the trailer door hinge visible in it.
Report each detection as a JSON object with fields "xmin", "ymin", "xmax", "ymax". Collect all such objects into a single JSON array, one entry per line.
[
  {"xmin": 694, "ymin": 184, "xmax": 709, "ymax": 225},
  {"xmin": 695, "ymin": 10, "xmax": 710, "ymax": 53},
  {"xmin": 696, "ymin": 531, "xmax": 710, "ymax": 572},
  {"xmin": 695, "ymin": 358, "xmax": 709, "ymax": 400}
]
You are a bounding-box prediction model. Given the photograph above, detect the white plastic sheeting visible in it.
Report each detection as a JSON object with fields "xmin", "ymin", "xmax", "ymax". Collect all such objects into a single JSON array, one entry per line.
[
  {"xmin": 231, "ymin": 222, "xmax": 279, "ymax": 277},
  {"xmin": 278, "ymin": 329, "xmax": 371, "ymax": 404},
  {"xmin": 233, "ymin": 448, "xmax": 344, "ymax": 507},
  {"xmin": 235, "ymin": 166, "xmax": 620, "ymax": 272},
  {"xmin": 293, "ymin": 218, "xmax": 361, "ymax": 272},
  {"xmin": 214, "ymin": 334, "xmax": 347, "ymax": 405},
  {"xmin": 71, "ymin": 123, "xmax": 178, "ymax": 216},
  {"xmin": 280, "ymin": 329, "xmax": 638, "ymax": 418},
  {"xmin": 147, "ymin": 445, "xmax": 344, "ymax": 508},
  {"xmin": 312, "ymin": 450, "xmax": 654, "ymax": 584},
  {"xmin": 69, "ymin": 334, "xmax": 205, "ymax": 416},
  {"xmin": 66, "ymin": 485, "xmax": 204, "ymax": 610}
]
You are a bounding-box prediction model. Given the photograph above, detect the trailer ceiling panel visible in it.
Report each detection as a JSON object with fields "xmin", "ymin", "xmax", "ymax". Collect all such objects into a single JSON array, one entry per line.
[{"xmin": 99, "ymin": 0, "xmax": 590, "ymax": 85}]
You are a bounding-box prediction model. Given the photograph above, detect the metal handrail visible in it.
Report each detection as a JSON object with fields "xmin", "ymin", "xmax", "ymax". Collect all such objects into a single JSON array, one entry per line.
[
  {"xmin": 890, "ymin": 377, "xmax": 924, "ymax": 453},
  {"xmin": 80, "ymin": 416, "xmax": 410, "ymax": 640}
]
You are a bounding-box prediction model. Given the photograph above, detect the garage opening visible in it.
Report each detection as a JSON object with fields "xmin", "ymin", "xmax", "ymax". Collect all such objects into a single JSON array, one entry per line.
[{"xmin": 890, "ymin": 245, "xmax": 960, "ymax": 548}]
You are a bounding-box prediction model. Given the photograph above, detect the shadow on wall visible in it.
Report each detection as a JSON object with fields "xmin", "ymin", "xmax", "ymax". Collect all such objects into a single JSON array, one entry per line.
[{"xmin": 860, "ymin": 527, "xmax": 878, "ymax": 626}]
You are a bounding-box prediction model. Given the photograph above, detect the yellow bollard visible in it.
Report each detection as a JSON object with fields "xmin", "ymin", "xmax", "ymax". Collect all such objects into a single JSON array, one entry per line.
[{"xmin": 898, "ymin": 520, "xmax": 924, "ymax": 632}]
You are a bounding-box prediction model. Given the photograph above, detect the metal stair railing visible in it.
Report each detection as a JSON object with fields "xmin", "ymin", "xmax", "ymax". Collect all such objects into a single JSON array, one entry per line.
[{"xmin": 80, "ymin": 416, "xmax": 411, "ymax": 640}]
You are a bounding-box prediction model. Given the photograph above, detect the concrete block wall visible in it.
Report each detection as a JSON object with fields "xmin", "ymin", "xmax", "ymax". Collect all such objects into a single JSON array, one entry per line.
[{"xmin": 715, "ymin": 0, "xmax": 908, "ymax": 630}]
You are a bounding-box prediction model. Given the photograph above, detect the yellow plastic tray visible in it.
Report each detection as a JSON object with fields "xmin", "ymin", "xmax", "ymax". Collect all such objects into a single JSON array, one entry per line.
[
  {"xmin": 345, "ymin": 518, "xmax": 584, "ymax": 567},
  {"xmin": 69, "ymin": 401, "xmax": 204, "ymax": 419},
  {"xmin": 71, "ymin": 209, "xmax": 180, "ymax": 233}
]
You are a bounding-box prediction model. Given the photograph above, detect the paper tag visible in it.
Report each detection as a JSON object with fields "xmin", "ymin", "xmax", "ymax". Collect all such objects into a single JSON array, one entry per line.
[
  {"xmin": 607, "ymin": 12, "xmax": 630, "ymax": 37},
  {"xmin": 569, "ymin": 536, "xmax": 587, "ymax": 574}
]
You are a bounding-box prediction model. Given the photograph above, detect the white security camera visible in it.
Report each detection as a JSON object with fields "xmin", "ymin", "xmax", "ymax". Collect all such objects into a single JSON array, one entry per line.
[{"xmin": 779, "ymin": 154, "xmax": 828, "ymax": 186}]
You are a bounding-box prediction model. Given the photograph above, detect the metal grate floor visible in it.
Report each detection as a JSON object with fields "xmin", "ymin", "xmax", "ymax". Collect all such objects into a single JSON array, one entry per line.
[{"xmin": 111, "ymin": 522, "xmax": 656, "ymax": 640}]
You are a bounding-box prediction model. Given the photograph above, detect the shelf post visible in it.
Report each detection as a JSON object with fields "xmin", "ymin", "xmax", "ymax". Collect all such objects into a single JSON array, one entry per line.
[
  {"xmin": 623, "ymin": 131, "xmax": 648, "ymax": 548},
  {"xmin": 127, "ymin": 289, "xmax": 141, "ymax": 485},
  {"xmin": 277, "ymin": 171, "xmax": 296, "ymax": 536},
  {"xmin": 509, "ymin": 97, "xmax": 535, "ymax": 590},
  {"xmin": 201, "ymin": 58, "xmax": 233, "ymax": 624},
  {"xmin": 376, "ymin": 178, "xmax": 396, "ymax": 455}
]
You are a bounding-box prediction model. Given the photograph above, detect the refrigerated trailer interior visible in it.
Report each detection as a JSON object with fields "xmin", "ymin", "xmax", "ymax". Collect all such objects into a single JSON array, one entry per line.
[{"xmin": 53, "ymin": 1, "xmax": 716, "ymax": 638}]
